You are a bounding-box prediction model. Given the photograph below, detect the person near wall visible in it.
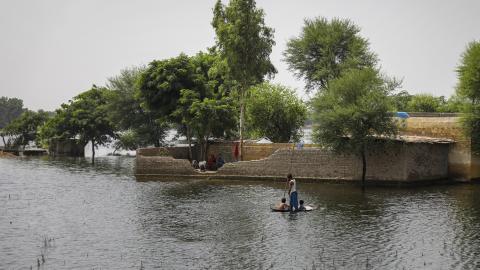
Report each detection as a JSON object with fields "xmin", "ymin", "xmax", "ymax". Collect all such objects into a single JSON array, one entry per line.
[
  {"xmin": 287, "ymin": 173, "xmax": 298, "ymax": 211},
  {"xmin": 233, "ymin": 143, "xmax": 239, "ymax": 161},
  {"xmin": 216, "ymin": 153, "xmax": 225, "ymax": 169},
  {"xmin": 207, "ymin": 154, "xmax": 217, "ymax": 170}
]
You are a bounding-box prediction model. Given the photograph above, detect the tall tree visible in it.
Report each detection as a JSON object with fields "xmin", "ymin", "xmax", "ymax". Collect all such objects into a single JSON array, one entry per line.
[
  {"xmin": 212, "ymin": 0, "xmax": 276, "ymax": 160},
  {"xmin": 2, "ymin": 110, "xmax": 49, "ymax": 149},
  {"xmin": 284, "ymin": 17, "xmax": 377, "ymax": 92},
  {"xmin": 40, "ymin": 86, "xmax": 116, "ymax": 164},
  {"xmin": 246, "ymin": 83, "xmax": 307, "ymax": 142},
  {"xmin": 0, "ymin": 97, "xmax": 25, "ymax": 146},
  {"xmin": 312, "ymin": 68, "xmax": 397, "ymax": 186},
  {"xmin": 138, "ymin": 54, "xmax": 199, "ymax": 118},
  {"xmin": 456, "ymin": 41, "xmax": 480, "ymax": 153},
  {"xmin": 107, "ymin": 66, "xmax": 168, "ymax": 148},
  {"xmin": 0, "ymin": 97, "xmax": 24, "ymax": 129}
]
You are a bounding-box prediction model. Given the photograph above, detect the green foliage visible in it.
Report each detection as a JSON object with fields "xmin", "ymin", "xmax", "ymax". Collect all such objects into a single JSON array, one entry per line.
[
  {"xmin": 461, "ymin": 104, "xmax": 480, "ymax": 154},
  {"xmin": 39, "ymin": 86, "xmax": 116, "ymax": 163},
  {"xmin": 107, "ymin": 66, "xmax": 168, "ymax": 148},
  {"xmin": 456, "ymin": 41, "xmax": 480, "ymax": 154},
  {"xmin": 138, "ymin": 54, "xmax": 199, "ymax": 118},
  {"xmin": 170, "ymin": 52, "xmax": 238, "ymax": 160},
  {"xmin": 139, "ymin": 51, "xmax": 238, "ymax": 159},
  {"xmin": 457, "ymin": 41, "xmax": 480, "ymax": 102},
  {"xmin": 438, "ymin": 94, "xmax": 468, "ymax": 113},
  {"xmin": 284, "ymin": 17, "xmax": 377, "ymax": 92},
  {"xmin": 113, "ymin": 130, "xmax": 141, "ymax": 152},
  {"xmin": 212, "ymin": 0, "xmax": 276, "ymax": 86},
  {"xmin": 312, "ymin": 68, "xmax": 397, "ymax": 183},
  {"xmin": 0, "ymin": 96, "xmax": 24, "ymax": 129},
  {"xmin": 3, "ymin": 110, "xmax": 50, "ymax": 148},
  {"xmin": 406, "ymin": 94, "xmax": 444, "ymax": 112},
  {"xmin": 389, "ymin": 90, "xmax": 412, "ymax": 112},
  {"xmin": 246, "ymin": 83, "xmax": 307, "ymax": 142},
  {"xmin": 212, "ymin": 0, "xmax": 276, "ymax": 159}
]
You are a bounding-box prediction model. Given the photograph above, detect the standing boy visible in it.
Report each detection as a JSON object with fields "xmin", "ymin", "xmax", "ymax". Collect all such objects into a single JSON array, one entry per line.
[{"xmin": 287, "ymin": 173, "xmax": 298, "ymax": 211}]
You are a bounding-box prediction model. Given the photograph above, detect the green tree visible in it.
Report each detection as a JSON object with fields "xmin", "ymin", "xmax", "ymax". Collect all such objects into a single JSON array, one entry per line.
[
  {"xmin": 40, "ymin": 86, "xmax": 116, "ymax": 164},
  {"xmin": 140, "ymin": 51, "xmax": 238, "ymax": 160},
  {"xmin": 389, "ymin": 90, "xmax": 412, "ymax": 112},
  {"xmin": 312, "ymin": 68, "xmax": 397, "ymax": 186},
  {"xmin": 107, "ymin": 66, "xmax": 168, "ymax": 148},
  {"xmin": 0, "ymin": 97, "xmax": 24, "ymax": 129},
  {"xmin": 246, "ymin": 83, "xmax": 307, "ymax": 142},
  {"xmin": 406, "ymin": 94, "xmax": 443, "ymax": 112},
  {"xmin": 138, "ymin": 54, "xmax": 199, "ymax": 118},
  {"xmin": 212, "ymin": 0, "xmax": 276, "ymax": 160},
  {"xmin": 0, "ymin": 97, "xmax": 25, "ymax": 146},
  {"xmin": 284, "ymin": 17, "xmax": 377, "ymax": 92},
  {"xmin": 171, "ymin": 52, "xmax": 238, "ymax": 160},
  {"xmin": 438, "ymin": 94, "xmax": 468, "ymax": 113},
  {"xmin": 188, "ymin": 96, "xmax": 237, "ymax": 161},
  {"xmin": 456, "ymin": 41, "xmax": 480, "ymax": 153},
  {"xmin": 3, "ymin": 110, "xmax": 50, "ymax": 149}
]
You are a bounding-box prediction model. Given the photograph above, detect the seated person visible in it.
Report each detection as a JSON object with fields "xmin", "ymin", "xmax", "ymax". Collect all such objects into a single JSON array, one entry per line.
[
  {"xmin": 206, "ymin": 154, "xmax": 217, "ymax": 170},
  {"xmin": 199, "ymin": 161, "xmax": 206, "ymax": 172},
  {"xmin": 298, "ymin": 200, "xmax": 306, "ymax": 211},
  {"xmin": 192, "ymin": 160, "xmax": 199, "ymax": 169},
  {"xmin": 216, "ymin": 154, "xmax": 225, "ymax": 169},
  {"xmin": 275, "ymin": 198, "xmax": 290, "ymax": 211}
]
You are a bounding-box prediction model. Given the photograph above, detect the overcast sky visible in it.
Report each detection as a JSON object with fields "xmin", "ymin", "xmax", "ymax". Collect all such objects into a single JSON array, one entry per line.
[{"xmin": 1, "ymin": 0, "xmax": 479, "ymax": 111}]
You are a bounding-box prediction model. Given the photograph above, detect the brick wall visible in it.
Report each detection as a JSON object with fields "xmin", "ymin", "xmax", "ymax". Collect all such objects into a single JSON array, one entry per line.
[
  {"xmin": 401, "ymin": 115, "xmax": 475, "ymax": 180},
  {"xmin": 136, "ymin": 141, "xmax": 450, "ymax": 182}
]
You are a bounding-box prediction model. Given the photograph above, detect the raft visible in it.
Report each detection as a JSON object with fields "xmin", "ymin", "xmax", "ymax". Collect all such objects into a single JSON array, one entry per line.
[{"xmin": 270, "ymin": 205, "xmax": 314, "ymax": 212}]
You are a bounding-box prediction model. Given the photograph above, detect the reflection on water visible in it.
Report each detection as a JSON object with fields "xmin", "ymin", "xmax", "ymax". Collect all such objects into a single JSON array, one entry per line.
[{"xmin": 1, "ymin": 156, "xmax": 480, "ymax": 269}]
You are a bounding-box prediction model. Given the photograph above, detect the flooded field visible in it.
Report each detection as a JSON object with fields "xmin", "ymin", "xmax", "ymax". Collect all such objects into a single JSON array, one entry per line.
[{"xmin": 1, "ymin": 156, "xmax": 480, "ymax": 269}]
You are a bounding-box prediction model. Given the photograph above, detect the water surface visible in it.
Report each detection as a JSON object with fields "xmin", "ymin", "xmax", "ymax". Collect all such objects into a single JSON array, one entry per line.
[{"xmin": 1, "ymin": 156, "xmax": 480, "ymax": 269}]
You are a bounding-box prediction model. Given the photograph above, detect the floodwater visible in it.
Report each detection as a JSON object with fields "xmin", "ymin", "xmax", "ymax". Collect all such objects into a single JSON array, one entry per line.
[{"xmin": 1, "ymin": 157, "xmax": 480, "ymax": 270}]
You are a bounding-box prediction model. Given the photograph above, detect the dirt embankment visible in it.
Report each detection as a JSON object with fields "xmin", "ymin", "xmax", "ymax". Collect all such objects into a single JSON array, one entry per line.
[{"xmin": 0, "ymin": 151, "xmax": 17, "ymax": 158}]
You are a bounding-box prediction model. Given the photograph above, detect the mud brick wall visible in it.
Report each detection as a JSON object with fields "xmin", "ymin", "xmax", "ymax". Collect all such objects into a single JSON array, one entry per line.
[
  {"xmin": 401, "ymin": 115, "xmax": 475, "ymax": 180},
  {"xmin": 136, "ymin": 155, "xmax": 196, "ymax": 175},
  {"xmin": 215, "ymin": 142, "xmax": 450, "ymax": 182}
]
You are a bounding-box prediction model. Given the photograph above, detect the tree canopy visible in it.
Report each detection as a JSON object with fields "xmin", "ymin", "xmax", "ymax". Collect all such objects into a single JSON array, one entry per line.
[
  {"xmin": 405, "ymin": 94, "xmax": 444, "ymax": 113},
  {"xmin": 40, "ymin": 86, "xmax": 116, "ymax": 163},
  {"xmin": 107, "ymin": 66, "xmax": 168, "ymax": 148},
  {"xmin": 2, "ymin": 110, "xmax": 50, "ymax": 148},
  {"xmin": 312, "ymin": 68, "xmax": 397, "ymax": 185},
  {"xmin": 212, "ymin": 0, "xmax": 276, "ymax": 160},
  {"xmin": 456, "ymin": 41, "xmax": 480, "ymax": 154},
  {"xmin": 246, "ymin": 83, "xmax": 307, "ymax": 143},
  {"xmin": 284, "ymin": 17, "xmax": 377, "ymax": 92},
  {"xmin": 0, "ymin": 96, "xmax": 24, "ymax": 129}
]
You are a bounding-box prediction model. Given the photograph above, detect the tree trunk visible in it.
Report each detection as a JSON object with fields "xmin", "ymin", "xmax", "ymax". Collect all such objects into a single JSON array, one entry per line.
[
  {"xmin": 204, "ymin": 136, "xmax": 209, "ymax": 162},
  {"xmin": 239, "ymin": 89, "xmax": 245, "ymax": 161},
  {"xmin": 1, "ymin": 135, "xmax": 6, "ymax": 148},
  {"xmin": 187, "ymin": 126, "xmax": 192, "ymax": 161},
  {"xmin": 361, "ymin": 147, "xmax": 366, "ymax": 188},
  {"xmin": 91, "ymin": 140, "xmax": 95, "ymax": 165}
]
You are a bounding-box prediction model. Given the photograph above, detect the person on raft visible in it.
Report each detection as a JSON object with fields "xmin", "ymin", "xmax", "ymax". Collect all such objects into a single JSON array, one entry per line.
[
  {"xmin": 275, "ymin": 198, "xmax": 290, "ymax": 211},
  {"xmin": 298, "ymin": 200, "xmax": 306, "ymax": 211},
  {"xmin": 287, "ymin": 173, "xmax": 298, "ymax": 211}
]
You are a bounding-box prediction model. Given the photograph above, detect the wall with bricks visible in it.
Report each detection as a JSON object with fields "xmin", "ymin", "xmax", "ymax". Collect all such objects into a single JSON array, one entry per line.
[
  {"xmin": 400, "ymin": 114, "xmax": 477, "ymax": 180},
  {"xmin": 136, "ymin": 141, "xmax": 450, "ymax": 182}
]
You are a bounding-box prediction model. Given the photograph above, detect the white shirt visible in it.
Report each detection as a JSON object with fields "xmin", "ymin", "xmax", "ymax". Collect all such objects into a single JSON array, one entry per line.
[{"xmin": 289, "ymin": 179, "xmax": 296, "ymax": 193}]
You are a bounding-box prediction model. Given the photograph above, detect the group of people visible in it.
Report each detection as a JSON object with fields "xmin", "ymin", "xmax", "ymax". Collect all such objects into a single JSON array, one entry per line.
[
  {"xmin": 275, "ymin": 173, "xmax": 307, "ymax": 211},
  {"xmin": 192, "ymin": 153, "xmax": 225, "ymax": 171}
]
